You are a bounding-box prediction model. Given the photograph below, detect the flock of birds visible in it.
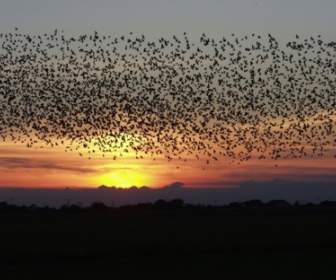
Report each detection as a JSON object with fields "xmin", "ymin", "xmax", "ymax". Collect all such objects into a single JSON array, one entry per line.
[{"xmin": 0, "ymin": 29, "xmax": 335, "ymax": 163}]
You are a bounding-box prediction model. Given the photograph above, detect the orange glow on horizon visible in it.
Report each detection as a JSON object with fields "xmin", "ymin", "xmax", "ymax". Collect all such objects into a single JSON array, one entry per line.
[{"xmin": 0, "ymin": 138, "xmax": 335, "ymax": 188}]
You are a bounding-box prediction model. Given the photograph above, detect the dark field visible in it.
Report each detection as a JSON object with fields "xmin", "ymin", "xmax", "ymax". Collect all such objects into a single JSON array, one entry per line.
[{"xmin": 1, "ymin": 200, "xmax": 336, "ymax": 278}]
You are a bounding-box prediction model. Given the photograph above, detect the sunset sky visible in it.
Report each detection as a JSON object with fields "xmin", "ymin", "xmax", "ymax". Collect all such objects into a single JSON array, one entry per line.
[
  {"xmin": 1, "ymin": 0, "xmax": 336, "ymax": 189},
  {"xmin": 1, "ymin": 139, "xmax": 335, "ymax": 188}
]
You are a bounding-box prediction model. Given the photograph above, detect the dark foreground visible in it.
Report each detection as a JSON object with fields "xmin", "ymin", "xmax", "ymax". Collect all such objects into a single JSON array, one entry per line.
[{"xmin": 1, "ymin": 200, "xmax": 336, "ymax": 278}]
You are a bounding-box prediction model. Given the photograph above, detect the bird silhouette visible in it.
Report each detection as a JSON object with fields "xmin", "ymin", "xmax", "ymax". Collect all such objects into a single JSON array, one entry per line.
[{"xmin": 0, "ymin": 29, "xmax": 335, "ymax": 163}]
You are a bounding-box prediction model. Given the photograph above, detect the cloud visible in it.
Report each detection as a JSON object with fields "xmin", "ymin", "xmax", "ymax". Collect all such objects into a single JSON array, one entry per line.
[
  {"xmin": 2, "ymin": 179, "xmax": 336, "ymax": 207},
  {"xmin": 162, "ymin": 181, "xmax": 185, "ymax": 189},
  {"xmin": 0, "ymin": 157, "xmax": 96, "ymax": 174},
  {"xmin": 219, "ymin": 164, "xmax": 336, "ymax": 183}
]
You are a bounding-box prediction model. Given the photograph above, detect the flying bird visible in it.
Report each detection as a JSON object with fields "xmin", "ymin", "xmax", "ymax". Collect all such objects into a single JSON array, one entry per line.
[{"xmin": 0, "ymin": 30, "xmax": 335, "ymax": 163}]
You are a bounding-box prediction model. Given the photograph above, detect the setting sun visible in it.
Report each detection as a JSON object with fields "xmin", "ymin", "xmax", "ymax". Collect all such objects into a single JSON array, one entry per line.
[{"xmin": 96, "ymin": 168, "xmax": 153, "ymax": 188}]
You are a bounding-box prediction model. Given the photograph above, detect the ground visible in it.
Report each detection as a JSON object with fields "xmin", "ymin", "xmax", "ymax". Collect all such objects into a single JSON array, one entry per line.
[{"xmin": 1, "ymin": 203, "xmax": 336, "ymax": 278}]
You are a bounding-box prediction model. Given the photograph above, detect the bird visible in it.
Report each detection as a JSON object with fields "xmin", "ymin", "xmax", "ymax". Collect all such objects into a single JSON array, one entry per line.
[{"xmin": 0, "ymin": 29, "xmax": 335, "ymax": 164}]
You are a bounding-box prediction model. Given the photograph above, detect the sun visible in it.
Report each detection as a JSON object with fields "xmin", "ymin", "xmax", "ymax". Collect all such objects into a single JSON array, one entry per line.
[{"xmin": 97, "ymin": 168, "xmax": 153, "ymax": 188}]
